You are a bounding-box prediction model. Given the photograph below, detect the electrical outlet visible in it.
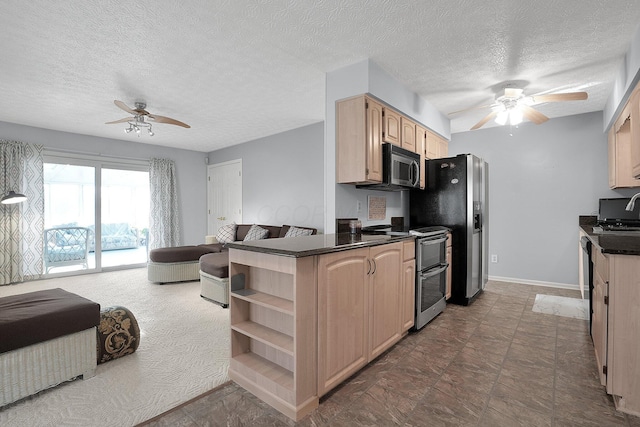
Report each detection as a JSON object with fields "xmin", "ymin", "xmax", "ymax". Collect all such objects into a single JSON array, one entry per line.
[
  {"xmin": 356, "ymin": 200, "xmax": 362, "ymax": 213},
  {"xmin": 491, "ymin": 254, "xmax": 498, "ymax": 263}
]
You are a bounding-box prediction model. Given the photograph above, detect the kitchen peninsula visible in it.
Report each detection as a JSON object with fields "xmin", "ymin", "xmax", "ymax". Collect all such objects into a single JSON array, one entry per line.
[
  {"xmin": 225, "ymin": 233, "xmax": 416, "ymax": 420},
  {"xmin": 580, "ymin": 216, "xmax": 640, "ymax": 417}
]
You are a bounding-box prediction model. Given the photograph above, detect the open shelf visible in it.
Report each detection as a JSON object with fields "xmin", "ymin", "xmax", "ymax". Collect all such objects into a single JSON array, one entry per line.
[
  {"xmin": 231, "ymin": 320, "xmax": 294, "ymax": 355},
  {"xmin": 231, "ymin": 288, "xmax": 294, "ymax": 315},
  {"xmin": 231, "ymin": 351, "xmax": 294, "ymax": 393}
]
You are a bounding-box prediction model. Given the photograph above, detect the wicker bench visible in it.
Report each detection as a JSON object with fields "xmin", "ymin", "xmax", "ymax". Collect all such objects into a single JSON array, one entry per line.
[{"xmin": 0, "ymin": 288, "xmax": 100, "ymax": 406}]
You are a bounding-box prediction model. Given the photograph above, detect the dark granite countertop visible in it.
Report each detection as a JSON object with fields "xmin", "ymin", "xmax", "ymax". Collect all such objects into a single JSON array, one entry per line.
[
  {"xmin": 225, "ymin": 233, "xmax": 414, "ymax": 258},
  {"xmin": 580, "ymin": 215, "xmax": 640, "ymax": 255}
]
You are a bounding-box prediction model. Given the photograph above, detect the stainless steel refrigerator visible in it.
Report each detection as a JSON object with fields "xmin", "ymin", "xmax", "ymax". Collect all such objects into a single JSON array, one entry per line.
[{"xmin": 409, "ymin": 154, "xmax": 488, "ymax": 305}]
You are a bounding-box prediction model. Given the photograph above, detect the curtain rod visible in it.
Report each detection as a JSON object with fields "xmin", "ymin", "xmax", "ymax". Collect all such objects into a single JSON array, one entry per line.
[{"xmin": 44, "ymin": 147, "xmax": 150, "ymax": 163}]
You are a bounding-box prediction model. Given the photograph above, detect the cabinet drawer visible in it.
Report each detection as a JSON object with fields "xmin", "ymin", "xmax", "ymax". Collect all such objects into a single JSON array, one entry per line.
[
  {"xmin": 403, "ymin": 239, "xmax": 415, "ymax": 261},
  {"xmin": 593, "ymin": 248, "xmax": 609, "ymax": 281}
]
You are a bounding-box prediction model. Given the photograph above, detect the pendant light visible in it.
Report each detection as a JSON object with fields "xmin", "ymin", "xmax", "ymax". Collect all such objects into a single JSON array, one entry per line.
[{"xmin": 1, "ymin": 190, "xmax": 27, "ymax": 204}]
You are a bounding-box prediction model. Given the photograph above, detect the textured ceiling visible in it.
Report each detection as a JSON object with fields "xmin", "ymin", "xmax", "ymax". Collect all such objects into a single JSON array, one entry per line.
[{"xmin": 1, "ymin": 0, "xmax": 639, "ymax": 152}]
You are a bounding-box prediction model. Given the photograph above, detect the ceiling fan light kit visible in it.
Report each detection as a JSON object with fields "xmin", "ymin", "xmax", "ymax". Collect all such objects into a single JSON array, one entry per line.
[
  {"xmin": 451, "ymin": 87, "xmax": 588, "ymax": 131},
  {"xmin": 106, "ymin": 100, "xmax": 190, "ymax": 136}
]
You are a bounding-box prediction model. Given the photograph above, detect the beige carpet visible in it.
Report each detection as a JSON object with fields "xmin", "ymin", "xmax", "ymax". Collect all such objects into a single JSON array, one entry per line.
[{"xmin": 0, "ymin": 268, "xmax": 230, "ymax": 426}]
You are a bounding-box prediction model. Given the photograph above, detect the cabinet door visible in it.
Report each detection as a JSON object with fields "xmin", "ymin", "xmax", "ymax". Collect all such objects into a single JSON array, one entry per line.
[
  {"xmin": 402, "ymin": 259, "xmax": 415, "ymax": 331},
  {"xmin": 426, "ymin": 130, "xmax": 438, "ymax": 159},
  {"xmin": 383, "ymin": 108, "xmax": 401, "ymax": 145},
  {"xmin": 366, "ymin": 99, "xmax": 384, "ymax": 182},
  {"xmin": 401, "ymin": 117, "xmax": 417, "ymax": 153},
  {"xmin": 592, "ymin": 253, "xmax": 608, "ymax": 387},
  {"xmin": 317, "ymin": 248, "xmax": 369, "ymax": 396},
  {"xmin": 437, "ymin": 136, "xmax": 449, "ymax": 158},
  {"xmin": 368, "ymin": 242, "xmax": 403, "ymax": 360}
]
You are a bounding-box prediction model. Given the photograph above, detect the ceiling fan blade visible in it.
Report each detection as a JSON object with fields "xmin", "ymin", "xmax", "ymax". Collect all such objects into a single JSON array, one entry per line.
[
  {"xmin": 114, "ymin": 100, "xmax": 137, "ymax": 115},
  {"xmin": 520, "ymin": 105, "xmax": 549, "ymax": 124},
  {"xmin": 448, "ymin": 103, "xmax": 494, "ymax": 116},
  {"xmin": 148, "ymin": 114, "xmax": 191, "ymax": 128},
  {"xmin": 105, "ymin": 117, "xmax": 134, "ymax": 124},
  {"xmin": 531, "ymin": 92, "xmax": 588, "ymax": 103},
  {"xmin": 471, "ymin": 111, "xmax": 498, "ymax": 130}
]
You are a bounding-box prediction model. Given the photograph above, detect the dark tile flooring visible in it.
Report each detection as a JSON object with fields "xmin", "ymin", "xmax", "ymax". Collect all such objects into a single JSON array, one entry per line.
[{"xmin": 141, "ymin": 281, "xmax": 640, "ymax": 426}]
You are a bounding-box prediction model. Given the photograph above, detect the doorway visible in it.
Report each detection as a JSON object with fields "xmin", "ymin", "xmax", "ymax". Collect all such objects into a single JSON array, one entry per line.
[
  {"xmin": 208, "ymin": 160, "xmax": 242, "ymax": 235},
  {"xmin": 43, "ymin": 155, "xmax": 150, "ymax": 275}
]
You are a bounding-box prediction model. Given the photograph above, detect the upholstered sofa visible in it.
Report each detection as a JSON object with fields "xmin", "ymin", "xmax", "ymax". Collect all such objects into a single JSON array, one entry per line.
[
  {"xmin": 89, "ymin": 223, "xmax": 139, "ymax": 251},
  {"xmin": 147, "ymin": 224, "xmax": 317, "ymax": 306}
]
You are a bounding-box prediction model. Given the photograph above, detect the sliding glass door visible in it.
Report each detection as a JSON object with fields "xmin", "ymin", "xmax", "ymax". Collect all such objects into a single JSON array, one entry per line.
[{"xmin": 43, "ymin": 155, "xmax": 149, "ymax": 275}]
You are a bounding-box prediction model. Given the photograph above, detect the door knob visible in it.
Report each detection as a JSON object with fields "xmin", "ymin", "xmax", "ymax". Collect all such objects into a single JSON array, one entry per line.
[{"xmin": 217, "ymin": 217, "xmax": 226, "ymax": 220}]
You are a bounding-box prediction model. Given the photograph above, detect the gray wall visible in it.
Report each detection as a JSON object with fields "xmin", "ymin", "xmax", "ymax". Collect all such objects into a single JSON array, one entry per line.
[
  {"xmin": 0, "ymin": 121, "xmax": 208, "ymax": 245},
  {"xmin": 325, "ymin": 59, "xmax": 449, "ymax": 232},
  {"xmin": 207, "ymin": 122, "xmax": 325, "ymax": 232},
  {"xmin": 450, "ymin": 112, "xmax": 637, "ymax": 287}
]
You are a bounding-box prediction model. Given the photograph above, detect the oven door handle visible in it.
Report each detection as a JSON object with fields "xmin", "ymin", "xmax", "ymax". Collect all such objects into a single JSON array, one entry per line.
[
  {"xmin": 419, "ymin": 236, "xmax": 447, "ymax": 245},
  {"xmin": 419, "ymin": 263, "xmax": 448, "ymax": 278}
]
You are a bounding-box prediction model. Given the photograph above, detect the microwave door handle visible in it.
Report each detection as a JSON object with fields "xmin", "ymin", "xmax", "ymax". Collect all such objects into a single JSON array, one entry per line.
[{"xmin": 411, "ymin": 160, "xmax": 419, "ymax": 186}]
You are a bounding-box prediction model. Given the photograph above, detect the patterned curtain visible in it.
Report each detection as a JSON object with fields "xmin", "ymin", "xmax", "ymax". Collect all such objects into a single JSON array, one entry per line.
[
  {"xmin": 0, "ymin": 141, "xmax": 44, "ymax": 285},
  {"xmin": 149, "ymin": 158, "xmax": 180, "ymax": 249}
]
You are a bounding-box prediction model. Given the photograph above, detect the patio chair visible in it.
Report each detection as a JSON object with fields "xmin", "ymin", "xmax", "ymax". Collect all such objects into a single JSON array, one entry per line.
[{"xmin": 43, "ymin": 227, "xmax": 91, "ymax": 273}]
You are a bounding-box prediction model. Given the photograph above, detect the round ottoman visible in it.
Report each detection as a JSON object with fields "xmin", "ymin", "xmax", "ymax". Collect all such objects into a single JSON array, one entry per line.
[{"xmin": 97, "ymin": 306, "xmax": 140, "ymax": 364}]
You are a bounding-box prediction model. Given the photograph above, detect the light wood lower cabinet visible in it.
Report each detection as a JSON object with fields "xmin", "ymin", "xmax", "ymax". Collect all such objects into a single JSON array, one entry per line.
[
  {"xmin": 229, "ymin": 240, "xmax": 415, "ymax": 418},
  {"xmin": 317, "ymin": 241, "xmax": 408, "ymax": 397},
  {"xmin": 591, "ymin": 247, "xmax": 640, "ymax": 416},
  {"xmin": 402, "ymin": 240, "xmax": 416, "ymax": 331}
]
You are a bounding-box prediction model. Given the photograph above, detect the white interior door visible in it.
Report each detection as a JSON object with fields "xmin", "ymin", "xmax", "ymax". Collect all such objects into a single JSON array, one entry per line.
[{"xmin": 208, "ymin": 160, "xmax": 242, "ymax": 235}]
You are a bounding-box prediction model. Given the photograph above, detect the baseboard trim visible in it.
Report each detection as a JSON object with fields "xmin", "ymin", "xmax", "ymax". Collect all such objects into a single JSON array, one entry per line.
[{"xmin": 489, "ymin": 275, "xmax": 580, "ymax": 291}]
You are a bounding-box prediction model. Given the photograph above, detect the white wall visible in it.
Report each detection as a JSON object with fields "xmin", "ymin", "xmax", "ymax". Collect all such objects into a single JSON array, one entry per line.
[
  {"xmin": 450, "ymin": 112, "xmax": 638, "ymax": 287},
  {"xmin": 207, "ymin": 122, "xmax": 325, "ymax": 232},
  {"xmin": 0, "ymin": 121, "xmax": 208, "ymax": 245}
]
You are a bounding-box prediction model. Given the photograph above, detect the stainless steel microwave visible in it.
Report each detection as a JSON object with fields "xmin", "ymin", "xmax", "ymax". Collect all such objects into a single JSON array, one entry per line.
[{"xmin": 358, "ymin": 143, "xmax": 420, "ymax": 191}]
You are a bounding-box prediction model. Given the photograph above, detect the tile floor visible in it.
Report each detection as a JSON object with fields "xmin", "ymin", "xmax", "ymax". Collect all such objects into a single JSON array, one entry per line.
[{"xmin": 141, "ymin": 281, "xmax": 640, "ymax": 426}]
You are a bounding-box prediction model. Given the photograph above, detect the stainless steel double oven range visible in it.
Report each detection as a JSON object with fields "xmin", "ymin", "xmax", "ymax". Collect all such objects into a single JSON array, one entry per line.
[{"xmin": 410, "ymin": 226, "xmax": 450, "ymax": 329}]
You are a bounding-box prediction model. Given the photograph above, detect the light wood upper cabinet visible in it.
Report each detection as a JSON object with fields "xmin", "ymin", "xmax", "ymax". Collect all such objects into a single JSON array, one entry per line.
[
  {"xmin": 609, "ymin": 101, "xmax": 640, "ymax": 188},
  {"xmin": 400, "ymin": 117, "xmax": 417, "ymax": 153},
  {"xmin": 336, "ymin": 96, "xmax": 383, "ymax": 184},
  {"xmin": 426, "ymin": 130, "xmax": 439, "ymax": 159},
  {"xmin": 437, "ymin": 134, "xmax": 449, "ymax": 158},
  {"xmin": 383, "ymin": 107, "xmax": 401, "ymax": 146}
]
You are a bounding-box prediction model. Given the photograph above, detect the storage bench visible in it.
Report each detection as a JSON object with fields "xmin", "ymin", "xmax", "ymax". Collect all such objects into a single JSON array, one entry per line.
[{"xmin": 0, "ymin": 288, "xmax": 100, "ymax": 406}]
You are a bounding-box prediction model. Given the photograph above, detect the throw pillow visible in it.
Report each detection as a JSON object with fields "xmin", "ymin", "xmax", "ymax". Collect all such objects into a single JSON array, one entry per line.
[
  {"xmin": 243, "ymin": 224, "xmax": 269, "ymax": 241},
  {"xmin": 284, "ymin": 226, "xmax": 313, "ymax": 238},
  {"xmin": 216, "ymin": 223, "xmax": 237, "ymax": 243}
]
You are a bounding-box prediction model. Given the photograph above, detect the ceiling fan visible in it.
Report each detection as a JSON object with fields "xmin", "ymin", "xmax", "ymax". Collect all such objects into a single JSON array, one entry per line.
[
  {"xmin": 106, "ymin": 100, "xmax": 190, "ymax": 136},
  {"xmin": 450, "ymin": 87, "xmax": 588, "ymax": 130}
]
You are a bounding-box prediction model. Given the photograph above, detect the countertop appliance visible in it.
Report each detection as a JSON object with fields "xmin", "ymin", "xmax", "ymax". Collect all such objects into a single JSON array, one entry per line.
[
  {"xmin": 409, "ymin": 154, "xmax": 488, "ymax": 305},
  {"xmin": 597, "ymin": 198, "xmax": 640, "ymax": 230},
  {"xmin": 357, "ymin": 143, "xmax": 420, "ymax": 191}
]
